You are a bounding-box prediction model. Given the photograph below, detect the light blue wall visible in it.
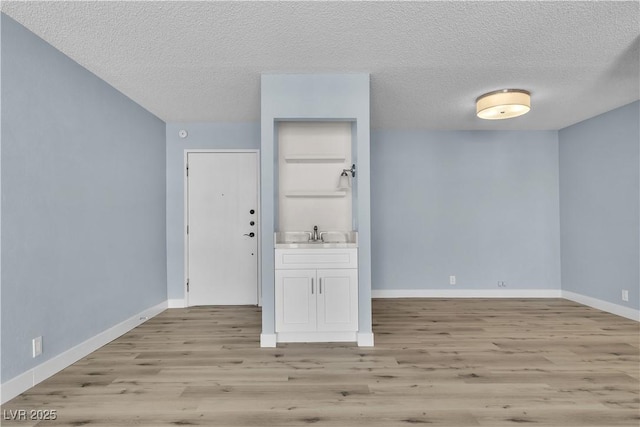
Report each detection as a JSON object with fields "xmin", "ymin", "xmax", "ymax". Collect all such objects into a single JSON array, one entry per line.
[
  {"xmin": 559, "ymin": 101, "xmax": 640, "ymax": 310},
  {"xmin": 165, "ymin": 123, "xmax": 260, "ymax": 300},
  {"xmin": 0, "ymin": 12, "xmax": 3, "ymax": 381},
  {"xmin": 261, "ymin": 74, "xmax": 371, "ymax": 336},
  {"xmin": 371, "ymin": 130, "xmax": 561, "ymax": 291},
  {"xmin": 1, "ymin": 14, "xmax": 167, "ymax": 382}
]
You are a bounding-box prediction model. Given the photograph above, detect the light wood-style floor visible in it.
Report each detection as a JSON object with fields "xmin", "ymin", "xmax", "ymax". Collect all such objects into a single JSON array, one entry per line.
[{"xmin": 2, "ymin": 299, "xmax": 639, "ymax": 426}]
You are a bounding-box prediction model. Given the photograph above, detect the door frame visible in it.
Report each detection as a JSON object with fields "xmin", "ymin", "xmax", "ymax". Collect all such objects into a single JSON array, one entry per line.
[{"xmin": 184, "ymin": 149, "xmax": 261, "ymax": 307}]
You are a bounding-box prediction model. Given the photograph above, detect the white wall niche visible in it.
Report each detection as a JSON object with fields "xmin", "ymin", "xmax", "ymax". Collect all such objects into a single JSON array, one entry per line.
[{"xmin": 278, "ymin": 121, "xmax": 353, "ymax": 233}]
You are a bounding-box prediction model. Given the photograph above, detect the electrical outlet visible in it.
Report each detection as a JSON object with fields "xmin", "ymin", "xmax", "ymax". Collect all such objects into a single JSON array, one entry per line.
[
  {"xmin": 622, "ymin": 289, "xmax": 629, "ymax": 302},
  {"xmin": 449, "ymin": 275, "xmax": 456, "ymax": 285},
  {"xmin": 32, "ymin": 336, "xmax": 42, "ymax": 358},
  {"xmin": 497, "ymin": 281, "xmax": 507, "ymax": 288}
]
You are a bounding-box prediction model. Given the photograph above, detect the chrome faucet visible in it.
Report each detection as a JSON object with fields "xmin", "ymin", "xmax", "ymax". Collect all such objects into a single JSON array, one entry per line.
[{"xmin": 311, "ymin": 225, "xmax": 320, "ymax": 242}]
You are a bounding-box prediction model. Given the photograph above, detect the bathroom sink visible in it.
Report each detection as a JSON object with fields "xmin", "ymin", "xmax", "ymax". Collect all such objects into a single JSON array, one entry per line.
[
  {"xmin": 319, "ymin": 231, "xmax": 356, "ymax": 244},
  {"xmin": 276, "ymin": 231, "xmax": 311, "ymax": 244},
  {"xmin": 275, "ymin": 231, "xmax": 358, "ymax": 248}
]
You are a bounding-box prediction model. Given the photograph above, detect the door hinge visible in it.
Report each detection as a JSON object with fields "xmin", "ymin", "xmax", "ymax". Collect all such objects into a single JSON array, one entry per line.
[
  {"xmin": 186, "ymin": 225, "xmax": 189, "ymax": 234},
  {"xmin": 186, "ymin": 163, "xmax": 189, "ymax": 177},
  {"xmin": 186, "ymin": 279, "xmax": 190, "ymax": 292}
]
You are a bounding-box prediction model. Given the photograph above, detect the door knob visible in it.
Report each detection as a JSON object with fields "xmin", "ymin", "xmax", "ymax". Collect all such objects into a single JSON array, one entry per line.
[{"xmin": 243, "ymin": 232, "xmax": 255, "ymax": 237}]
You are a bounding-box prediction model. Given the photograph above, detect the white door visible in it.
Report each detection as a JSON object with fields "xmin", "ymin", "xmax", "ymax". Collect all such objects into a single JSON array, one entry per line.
[
  {"xmin": 275, "ymin": 269, "xmax": 316, "ymax": 332},
  {"xmin": 316, "ymin": 269, "xmax": 358, "ymax": 332},
  {"xmin": 187, "ymin": 152, "xmax": 258, "ymax": 306}
]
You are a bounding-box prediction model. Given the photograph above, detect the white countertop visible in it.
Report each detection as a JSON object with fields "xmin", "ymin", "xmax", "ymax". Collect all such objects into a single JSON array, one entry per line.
[
  {"xmin": 275, "ymin": 242, "xmax": 358, "ymax": 249},
  {"xmin": 274, "ymin": 231, "xmax": 358, "ymax": 249}
]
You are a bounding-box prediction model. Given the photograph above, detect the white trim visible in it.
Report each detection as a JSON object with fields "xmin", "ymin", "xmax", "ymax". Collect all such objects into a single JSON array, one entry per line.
[
  {"xmin": 357, "ymin": 332, "xmax": 374, "ymax": 347},
  {"xmin": 370, "ymin": 289, "xmax": 639, "ymax": 322},
  {"xmin": 276, "ymin": 331, "xmax": 357, "ymax": 343},
  {"xmin": 372, "ymin": 289, "xmax": 562, "ymax": 298},
  {"xmin": 562, "ymin": 290, "xmax": 640, "ymax": 321},
  {"xmin": 0, "ymin": 301, "xmax": 167, "ymax": 404},
  {"xmin": 0, "ymin": 374, "xmax": 32, "ymax": 406},
  {"xmin": 183, "ymin": 149, "xmax": 261, "ymax": 154},
  {"xmin": 168, "ymin": 299, "xmax": 186, "ymax": 308},
  {"xmin": 184, "ymin": 149, "xmax": 261, "ymax": 307},
  {"xmin": 260, "ymin": 333, "xmax": 277, "ymax": 348}
]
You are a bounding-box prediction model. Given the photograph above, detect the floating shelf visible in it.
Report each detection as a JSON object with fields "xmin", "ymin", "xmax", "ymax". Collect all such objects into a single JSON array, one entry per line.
[
  {"xmin": 284, "ymin": 155, "xmax": 346, "ymax": 163},
  {"xmin": 285, "ymin": 191, "xmax": 347, "ymax": 198}
]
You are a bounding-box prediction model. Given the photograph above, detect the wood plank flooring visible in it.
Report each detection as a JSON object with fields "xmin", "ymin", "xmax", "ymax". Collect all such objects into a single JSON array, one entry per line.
[{"xmin": 2, "ymin": 298, "xmax": 638, "ymax": 426}]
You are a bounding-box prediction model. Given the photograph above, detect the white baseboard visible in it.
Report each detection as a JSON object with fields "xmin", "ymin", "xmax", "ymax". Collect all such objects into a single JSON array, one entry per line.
[
  {"xmin": 562, "ymin": 290, "xmax": 639, "ymax": 321},
  {"xmin": 168, "ymin": 298, "xmax": 186, "ymax": 308},
  {"xmin": 371, "ymin": 289, "xmax": 638, "ymax": 322},
  {"xmin": 262, "ymin": 332, "xmax": 371, "ymax": 347},
  {"xmin": 260, "ymin": 333, "xmax": 277, "ymax": 348},
  {"xmin": 372, "ymin": 289, "xmax": 562, "ymax": 298},
  {"xmin": 0, "ymin": 301, "xmax": 167, "ymax": 404},
  {"xmin": 0, "ymin": 374, "xmax": 32, "ymax": 407},
  {"xmin": 357, "ymin": 332, "xmax": 374, "ymax": 347},
  {"xmin": 276, "ymin": 331, "xmax": 357, "ymax": 343}
]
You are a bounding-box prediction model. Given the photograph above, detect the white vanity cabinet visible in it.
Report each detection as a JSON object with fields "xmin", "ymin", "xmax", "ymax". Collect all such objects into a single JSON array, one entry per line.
[{"xmin": 274, "ymin": 248, "xmax": 358, "ymax": 342}]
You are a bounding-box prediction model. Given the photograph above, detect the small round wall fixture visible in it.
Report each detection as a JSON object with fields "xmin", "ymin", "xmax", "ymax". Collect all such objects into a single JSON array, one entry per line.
[
  {"xmin": 178, "ymin": 129, "xmax": 188, "ymax": 138},
  {"xmin": 476, "ymin": 89, "xmax": 531, "ymax": 120}
]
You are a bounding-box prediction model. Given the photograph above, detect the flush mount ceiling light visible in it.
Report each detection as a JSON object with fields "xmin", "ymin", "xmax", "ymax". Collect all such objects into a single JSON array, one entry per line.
[{"xmin": 476, "ymin": 89, "xmax": 531, "ymax": 120}]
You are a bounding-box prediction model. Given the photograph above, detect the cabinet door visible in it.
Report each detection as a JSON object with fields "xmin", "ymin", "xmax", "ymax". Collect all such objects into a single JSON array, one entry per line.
[
  {"xmin": 275, "ymin": 270, "xmax": 317, "ymax": 332},
  {"xmin": 316, "ymin": 269, "xmax": 358, "ymax": 332}
]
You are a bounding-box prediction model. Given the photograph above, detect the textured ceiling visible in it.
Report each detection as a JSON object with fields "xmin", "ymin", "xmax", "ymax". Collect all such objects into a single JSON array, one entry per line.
[{"xmin": 2, "ymin": 1, "xmax": 639, "ymax": 130}]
